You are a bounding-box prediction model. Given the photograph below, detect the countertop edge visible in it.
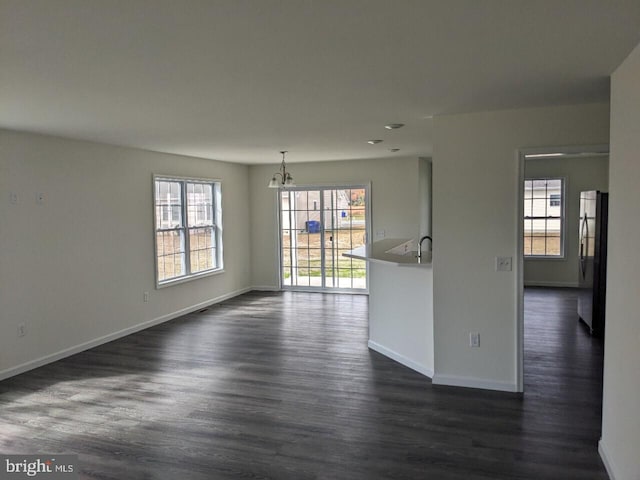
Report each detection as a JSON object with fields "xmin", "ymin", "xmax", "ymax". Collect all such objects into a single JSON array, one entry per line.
[{"xmin": 343, "ymin": 239, "xmax": 432, "ymax": 267}]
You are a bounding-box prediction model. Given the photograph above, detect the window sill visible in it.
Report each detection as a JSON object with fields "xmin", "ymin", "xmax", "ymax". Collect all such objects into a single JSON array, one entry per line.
[
  {"xmin": 156, "ymin": 268, "xmax": 225, "ymax": 289},
  {"xmin": 524, "ymin": 256, "xmax": 566, "ymax": 261}
]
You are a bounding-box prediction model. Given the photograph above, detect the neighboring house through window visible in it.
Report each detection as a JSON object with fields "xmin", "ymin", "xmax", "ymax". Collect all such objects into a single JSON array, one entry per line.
[
  {"xmin": 524, "ymin": 178, "xmax": 564, "ymax": 257},
  {"xmin": 154, "ymin": 176, "xmax": 223, "ymax": 285}
]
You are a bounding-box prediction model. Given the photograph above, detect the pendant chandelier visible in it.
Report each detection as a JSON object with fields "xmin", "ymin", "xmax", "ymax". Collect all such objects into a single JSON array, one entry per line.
[{"xmin": 267, "ymin": 151, "xmax": 295, "ymax": 188}]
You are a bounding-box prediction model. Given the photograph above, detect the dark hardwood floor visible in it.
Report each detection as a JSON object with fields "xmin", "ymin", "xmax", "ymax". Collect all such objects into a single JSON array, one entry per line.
[{"xmin": 0, "ymin": 288, "xmax": 607, "ymax": 479}]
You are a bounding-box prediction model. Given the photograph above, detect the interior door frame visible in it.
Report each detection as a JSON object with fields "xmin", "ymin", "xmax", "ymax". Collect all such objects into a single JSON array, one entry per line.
[
  {"xmin": 276, "ymin": 182, "xmax": 371, "ymax": 294},
  {"xmin": 515, "ymin": 144, "xmax": 609, "ymax": 392}
]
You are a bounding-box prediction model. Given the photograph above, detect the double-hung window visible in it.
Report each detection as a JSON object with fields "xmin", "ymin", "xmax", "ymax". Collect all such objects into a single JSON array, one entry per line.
[
  {"xmin": 154, "ymin": 176, "xmax": 222, "ymax": 286},
  {"xmin": 524, "ymin": 178, "xmax": 564, "ymax": 257}
]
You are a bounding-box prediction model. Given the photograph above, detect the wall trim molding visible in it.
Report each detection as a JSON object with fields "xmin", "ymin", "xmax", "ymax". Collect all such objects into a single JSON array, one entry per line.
[
  {"xmin": 598, "ymin": 439, "xmax": 617, "ymax": 480},
  {"xmin": 367, "ymin": 340, "xmax": 434, "ymax": 378},
  {"xmin": 432, "ymin": 373, "xmax": 519, "ymax": 392},
  {"xmin": 0, "ymin": 286, "xmax": 253, "ymax": 382},
  {"xmin": 524, "ymin": 281, "xmax": 578, "ymax": 288},
  {"xmin": 251, "ymin": 285, "xmax": 282, "ymax": 291}
]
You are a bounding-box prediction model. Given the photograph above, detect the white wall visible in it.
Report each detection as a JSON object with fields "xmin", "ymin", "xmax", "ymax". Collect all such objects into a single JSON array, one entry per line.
[
  {"xmin": 524, "ymin": 155, "xmax": 609, "ymax": 287},
  {"xmin": 248, "ymin": 157, "xmax": 421, "ymax": 288},
  {"xmin": 599, "ymin": 43, "xmax": 640, "ymax": 480},
  {"xmin": 0, "ymin": 130, "xmax": 251, "ymax": 378},
  {"xmin": 431, "ymin": 103, "xmax": 610, "ymax": 391}
]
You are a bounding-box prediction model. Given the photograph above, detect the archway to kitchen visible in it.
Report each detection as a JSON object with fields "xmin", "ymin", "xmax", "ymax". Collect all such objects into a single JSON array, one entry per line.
[{"xmin": 278, "ymin": 185, "xmax": 370, "ymax": 292}]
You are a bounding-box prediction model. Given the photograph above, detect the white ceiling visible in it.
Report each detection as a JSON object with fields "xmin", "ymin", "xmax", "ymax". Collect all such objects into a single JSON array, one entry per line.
[{"xmin": 2, "ymin": 0, "xmax": 640, "ymax": 164}]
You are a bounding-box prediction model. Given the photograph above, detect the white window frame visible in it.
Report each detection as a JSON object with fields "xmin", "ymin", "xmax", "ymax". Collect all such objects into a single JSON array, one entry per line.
[
  {"xmin": 153, "ymin": 175, "xmax": 223, "ymax": 288},
  {"xmin": 523, "ymin": 177, "xmax": 566, "ymax": 259},
  {"xmin": 276, "ymin": 183, "xmax": 371, "ymax": 293}
]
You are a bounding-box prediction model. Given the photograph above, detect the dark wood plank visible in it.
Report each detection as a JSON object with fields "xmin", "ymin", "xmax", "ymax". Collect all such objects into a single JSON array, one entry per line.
[{"xmin": 0, "ymin": 289, "xmax": 607, "ymax": 479}]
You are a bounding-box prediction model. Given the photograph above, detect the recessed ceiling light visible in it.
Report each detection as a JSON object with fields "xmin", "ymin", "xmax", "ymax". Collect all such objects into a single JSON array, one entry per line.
[
  {"xmin": 389, "ymin": 148, "xmax": 400, "ymax": 152},
  {"xmin": 368, "ymin": 140, "xmax": 383, "ymax": 145},
  {"xmin": 384, "ymin": 123, "xmax": 405, "ymax": 130}
]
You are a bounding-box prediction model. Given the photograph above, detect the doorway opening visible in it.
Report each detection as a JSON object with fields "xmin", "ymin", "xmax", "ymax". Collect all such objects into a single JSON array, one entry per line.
[
  {"xmin": 278, "ymin": 185, "xmax": 370, "ymax": 292},
  {"xmin": 517, "ymin": 145, "xmax": 609, "ymax": 393}
]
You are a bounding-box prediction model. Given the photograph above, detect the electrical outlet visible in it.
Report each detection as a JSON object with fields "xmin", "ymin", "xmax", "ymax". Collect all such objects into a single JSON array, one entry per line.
[
  {"xmin": 36, "ymin": 192, "xmax": 45, "ymax": 205},
  {"xmin": 143, "ymin": 291, "xmax": 149, "ymax": 303},
  {"xmin": 376, "ymin": 230, "xmax": 385, "ymax": 239},
  {"xmin": 9, "ymin": 192, "xmax": 18, "ymax": 205},
  {"xmin": 17, "ymin": 323, "xmax": 26, "ymax": 337},
  {"xmin": 469, "ymin": 332, "xmax": 480, "ymax": 347},
  {"xmin": 495, "ymin": 256, "xmax": 512, "ymax": 272}
]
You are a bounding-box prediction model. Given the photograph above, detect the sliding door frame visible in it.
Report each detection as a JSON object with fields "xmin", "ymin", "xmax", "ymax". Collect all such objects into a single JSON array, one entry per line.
[{"xmin": 276, "ymin": 182, "xmax": 371, "ymax": 294}]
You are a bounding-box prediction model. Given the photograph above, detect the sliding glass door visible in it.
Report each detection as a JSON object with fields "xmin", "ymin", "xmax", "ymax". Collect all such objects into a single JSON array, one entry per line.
[{"xmin": 279, "ymin": 186, "xmax": 369, "ymax": 292}]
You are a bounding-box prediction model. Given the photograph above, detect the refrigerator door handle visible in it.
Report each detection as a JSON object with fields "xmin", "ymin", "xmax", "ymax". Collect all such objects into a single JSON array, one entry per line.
[{"xmin": 580, "ymin": 213, "xmax": 588, "ymax": 279}]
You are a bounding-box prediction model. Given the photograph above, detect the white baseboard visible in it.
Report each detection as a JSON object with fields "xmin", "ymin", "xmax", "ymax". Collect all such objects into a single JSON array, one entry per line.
[
  {"xmin": 432, "ymin": 373, "xmax": 519, "ymax": 392},
  {"xmin": 524, "ymin": 280, "xmax": 578, "ymax": 288},
  {"xmin": 251, "ymin": 285, "xmax": 282, "ymax": 291},
  {"xmin": 367, "ymin": 340, "xmax": 434, "ymax": 378},
  {"xmin": 0, "ymin": 287, "xmax": 252, "ymax": 382},
  {"xmin": 598, "ymin": 439, "xmax": 617, "ymax": 480}
]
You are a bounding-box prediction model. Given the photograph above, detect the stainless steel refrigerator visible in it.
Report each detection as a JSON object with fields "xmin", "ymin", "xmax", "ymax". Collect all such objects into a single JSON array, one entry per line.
[{"xmin": 578, "ymin": 190, "xmax": 609, "ymax": 337}]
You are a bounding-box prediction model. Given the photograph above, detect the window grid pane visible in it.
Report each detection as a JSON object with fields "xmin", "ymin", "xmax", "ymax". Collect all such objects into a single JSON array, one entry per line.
[
  {"xmin": 279, "ymin": 187, "xmax": 367, "ymax": 291},
  {"xmin": 155, "ymin": 178, "xmax": 221, "ymax": 283},
  {"xmin": 524, "ymin": 178, "xmax": 563, "ymax": 257},
  {"xmin": 189, "ymin": 227, "xmax": 216, "ymax": 273}
]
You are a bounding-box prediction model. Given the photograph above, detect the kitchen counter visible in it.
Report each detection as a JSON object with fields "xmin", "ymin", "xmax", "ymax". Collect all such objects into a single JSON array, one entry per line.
[
  {"xmin": 343, "ymin": 238, "xmax": 432, "ymax": 267},
  {"xmin": 343, "ymin": 238, "xmax": 434, "ymax": 378}
]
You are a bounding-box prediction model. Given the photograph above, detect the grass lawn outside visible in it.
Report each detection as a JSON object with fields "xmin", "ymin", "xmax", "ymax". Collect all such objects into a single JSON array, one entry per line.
[{"xmin": 281, "ymin": 229, "xmax": 367, "ymax": 286}]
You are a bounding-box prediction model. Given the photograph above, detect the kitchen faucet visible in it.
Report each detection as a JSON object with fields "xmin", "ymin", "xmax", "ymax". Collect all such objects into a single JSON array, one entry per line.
[{"xmin": 417, "ymin": 235, "xmax": 432, "ymax": 259}]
